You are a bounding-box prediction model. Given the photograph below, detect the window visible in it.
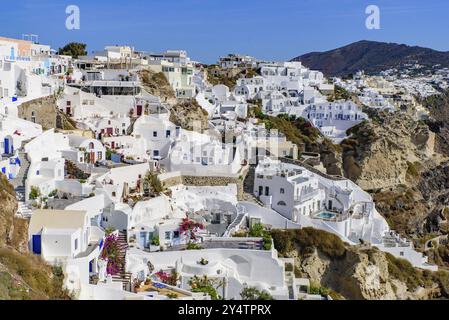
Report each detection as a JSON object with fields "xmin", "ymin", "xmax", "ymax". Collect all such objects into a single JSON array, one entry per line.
[
  {"xmin": 280, "ymin": 188, "xmax": 285, "ymax": 194},
  {"xmin": 277, "ymin": 201, "xmax": 287, "ymax": 206},
  {"xmin": 153, "ymin": 150, "xmax": 159, "ymax": 157},
  {"xmin": 153, "ymin": 131, "xmax": 157, "ymax": 137},
  {"xmin": 165, "ymin": 232, "xmax": 171, "ymax": 240},
  {"xmin": 89, "ymin": 142, "xmax": 94, "ymax": 149},
  {"xmin": 173, "ymin": 231, "xmax": 180, "ymax": 238},
  {"xmin": 166, "ymin": 130, "xmax": 171, "ymax": 137},
  {"xmin": 74, "ymin": 238, "xmax": 78, "ymax": 251}
]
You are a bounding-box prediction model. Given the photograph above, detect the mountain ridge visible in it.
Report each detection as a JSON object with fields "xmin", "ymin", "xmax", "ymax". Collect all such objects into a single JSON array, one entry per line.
[{"xmin": 292, "ymin": 40, "xmax": 449, "ymax": 76}]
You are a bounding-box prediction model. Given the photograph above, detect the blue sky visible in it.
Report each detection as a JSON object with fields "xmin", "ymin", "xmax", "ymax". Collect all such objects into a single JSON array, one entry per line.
[{"xmin": 1, "ymin": 0, "xmax": 449, "ymax": 63}]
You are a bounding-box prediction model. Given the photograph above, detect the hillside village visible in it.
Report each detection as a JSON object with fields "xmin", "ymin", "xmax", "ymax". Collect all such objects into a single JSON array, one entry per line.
[{"xmin": 2, "ymin": 35, "xmax": 449, "ymax": 301}]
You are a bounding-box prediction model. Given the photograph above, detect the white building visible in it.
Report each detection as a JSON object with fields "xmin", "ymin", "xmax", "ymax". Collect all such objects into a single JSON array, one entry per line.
[
  {"xmin": 67, "ymin": 134, "xmax": 106, "ymax": 164},
  {"xmin": 252, "ymin": 157, "xmax": 437, "ymax": 271},
  {"xmin": 167, "ymin": 130, "xmax": 243, "ymax": 177},
  {"xmin": 28, "ymin": 209, "xmax": 105, "ymax": 294},
  {"xmin": 126, "ymin": 247, "xmax": 288, "ymax": 300}
]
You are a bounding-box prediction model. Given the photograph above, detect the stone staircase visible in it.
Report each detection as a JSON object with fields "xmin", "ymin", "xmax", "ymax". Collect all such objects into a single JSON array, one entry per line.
[
  {"xmin": 223, "ymin": 205, "xmax": 247, "ymax": 237},
  {"xmin": 16, "ymin": 201, "xmax": 33, "ymax": 218},
  {"xmin": 111, "ymin": 230, "xmax": 132, "ymax": 291},
  {"xmin": 11, "ymin": 151, "xmax": 30, "ymax": 205}
]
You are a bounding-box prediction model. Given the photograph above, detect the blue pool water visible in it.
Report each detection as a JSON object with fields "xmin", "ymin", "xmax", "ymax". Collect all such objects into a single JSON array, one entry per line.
[{"xmin": 316, "ymin": 212, "xmax": 336, "ymax": 219}]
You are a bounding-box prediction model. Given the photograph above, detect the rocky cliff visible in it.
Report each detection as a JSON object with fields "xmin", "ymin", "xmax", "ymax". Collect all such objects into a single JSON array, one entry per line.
[
  {"xmin": 272, "ymin": 228, "xmax": 449, "ymax": 300},
  {"xmin": 340, "ymin": 109, "xmax": 443, "ymax": 191},
  {"xmin": 169, "ymin": 99, "xmax": 210, "ymax": 132},
  {"xmin": 0, "ymin": 175, "xmax": 28, "ymax": 252},
  {"xmin": 0, "ymin": 175, "xmax": 71, "ymax": 299},
  {"xmin": 138, "ymin": 69, "xmax": 176, "ymax": 105}
]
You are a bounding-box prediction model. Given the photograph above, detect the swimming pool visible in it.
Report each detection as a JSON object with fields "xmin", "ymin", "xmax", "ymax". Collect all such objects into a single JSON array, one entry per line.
[{"xmin": 315, "ymin": 212, "xmax": 337, "ymax": 219}]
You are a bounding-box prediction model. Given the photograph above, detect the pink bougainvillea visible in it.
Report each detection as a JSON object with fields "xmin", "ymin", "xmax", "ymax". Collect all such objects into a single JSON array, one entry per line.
[
  {"xmin": 155, "ymin": 270, "xmax": 178, "ymax": 286},
  {"xmin": 179, "ymin": 216, "xmax": 204, "ymax": 241},
  {"xmin": 100, "ymin": 234, "xmax": 124, "ymax": 275}
]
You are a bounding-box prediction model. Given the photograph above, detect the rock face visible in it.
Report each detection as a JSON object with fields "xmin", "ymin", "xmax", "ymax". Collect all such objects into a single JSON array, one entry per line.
[
  {"xmin": 293, "ymin": 247, "xmax": 401, "ymax": 300},
  {"xmin": 272, "ymin": 228, "xmax": 446, "ymax": 300},
  {"xmin": 331, "ymin": 93, "xmax": 449, "ymax": 252},
  {"xmin": 138, "ymin": 69, "xmax": 177, "ymax": 105},
  {"xmin": 0, "ymin": 175, "xmax": 28, "ymax": 253},
  {"xmin": 0, "ymin": 175, "xmax": 71, "ymax": 300},
  {"xmin": 169, "ymin": 100, "xmax": 209, "ymax": 132},
  {"xmin": 341, "ymin": 111, "xmax": 442, "ymax": 191}
]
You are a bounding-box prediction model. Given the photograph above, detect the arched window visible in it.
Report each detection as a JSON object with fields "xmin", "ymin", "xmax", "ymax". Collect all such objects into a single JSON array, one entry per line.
[
  {"xmin": 277, "ymin": 201, "xmax": 287, "ymax": 206},
  {"xmin": 89, "ymin": 142, "xmax": 94, "ymax": 149}
]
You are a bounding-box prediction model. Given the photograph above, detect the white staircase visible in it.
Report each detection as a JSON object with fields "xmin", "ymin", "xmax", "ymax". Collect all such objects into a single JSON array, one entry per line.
[{"xmin": 16, "ymin": 201, "xmax": 33, "ymax": 218}]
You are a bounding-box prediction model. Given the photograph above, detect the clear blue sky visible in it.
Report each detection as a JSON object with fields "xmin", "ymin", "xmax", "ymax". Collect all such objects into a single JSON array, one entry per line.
[{"xmin": 2, "ymin": 0, "xmax": 449, "ymax": 63}]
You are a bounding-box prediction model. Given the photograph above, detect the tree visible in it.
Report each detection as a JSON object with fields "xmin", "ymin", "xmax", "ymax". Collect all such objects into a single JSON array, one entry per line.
[
  {"xmin": 240, "ymin": 286, "xmax": 274, "ymax": 300},
  {"xmin": 58, "ymin": 42, "xmax": 87, "ymax": 58},
  {"xmin": 144, "ymin": 172, "xmax": 165, "ymax": 194},
  {"xmin": 29, "ymin": 186, "xmax": 41, "ymax": 200},
  {"xmin": 189, "ymin": 275, "xmax": 222, "ymax": 300},
  {"xmin": 249, "ymin": 223, "xmax": 264, "ymax": 237}
]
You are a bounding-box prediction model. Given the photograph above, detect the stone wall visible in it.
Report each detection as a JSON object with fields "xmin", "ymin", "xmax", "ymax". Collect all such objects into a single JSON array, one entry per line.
[
  {"xmin": 159, "ymin": 168, "xmax": 249, "ymax": 200},
  {"xmin": 18, "ymin": 95, "xmax": 58, "ymax": 130}
]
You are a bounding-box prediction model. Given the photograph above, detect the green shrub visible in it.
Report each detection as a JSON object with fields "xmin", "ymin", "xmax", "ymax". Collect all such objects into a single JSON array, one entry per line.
[
  {"xmin": 144, "ymin": 172, "xmax": 165, "ymax": 194},
  {"xmin": 29, "ymin": 186, "xmax": 41, "ymax": 200},
  {"xmin": 385, "ymin": 253, "xmax": 432, "ymax": 290},
  {"xmin": 186, "ymin": 242, "xmax": 202, "ymax": 250},
  {"xmin": 295, "ymin": 227, "xmax": 346, "ymax": 259},
  {"xmin": 0, "ymin": 248, "xmax": 72, "ymax": 300},
  {"xmin": 189, "ymin": 275, "xmax": 221, "ymax": 300},
  {"xmin": 262, "ymin": 234, "xmax": 272, "ymax": 250},
  {"xmin": 151, "ymin": 236, "xmax": 160, "ymax": 246},
  {"xmin": 249, "ymin": 223, "xmax": 264, "ymax": 237},
  {"xmin": 270, "ymin": 228, "xmax": 346, "ymax": 259},
  {"xmin": 240, "ymin": 286, "xmax": 274, "ymax": 300}
]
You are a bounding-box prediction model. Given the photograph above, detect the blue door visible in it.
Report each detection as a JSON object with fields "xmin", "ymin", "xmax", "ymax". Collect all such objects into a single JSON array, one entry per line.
[
  {"xmin": 32, "ymin": 235, "xmax": 42, "ymax": 254},
  {"xmin": 4, "ymin": 138, "xmax": 9, "ymax": 154},
  {"xmin": 139, "ymin": 232, "xmax": 146, "ymax": 248}
]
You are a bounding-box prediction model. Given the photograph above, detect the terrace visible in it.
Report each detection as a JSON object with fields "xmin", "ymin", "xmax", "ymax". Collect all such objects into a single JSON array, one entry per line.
[{"xmin": 135, "ymin": 280, "xmax": 190, "ymax": 299}]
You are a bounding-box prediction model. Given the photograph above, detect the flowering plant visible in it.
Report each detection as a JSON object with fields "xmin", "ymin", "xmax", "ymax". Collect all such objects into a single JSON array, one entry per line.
[
  {"xmin": 155, "ymin": 269, "xmax": 178, "ymax": 286},
  {"xmin": 179, "ymin": 216, "xmax": 204, "ymax": 241},
  {"xmin": 100, "ymin": 234, "xmax": 124, "ymax": 275}
]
